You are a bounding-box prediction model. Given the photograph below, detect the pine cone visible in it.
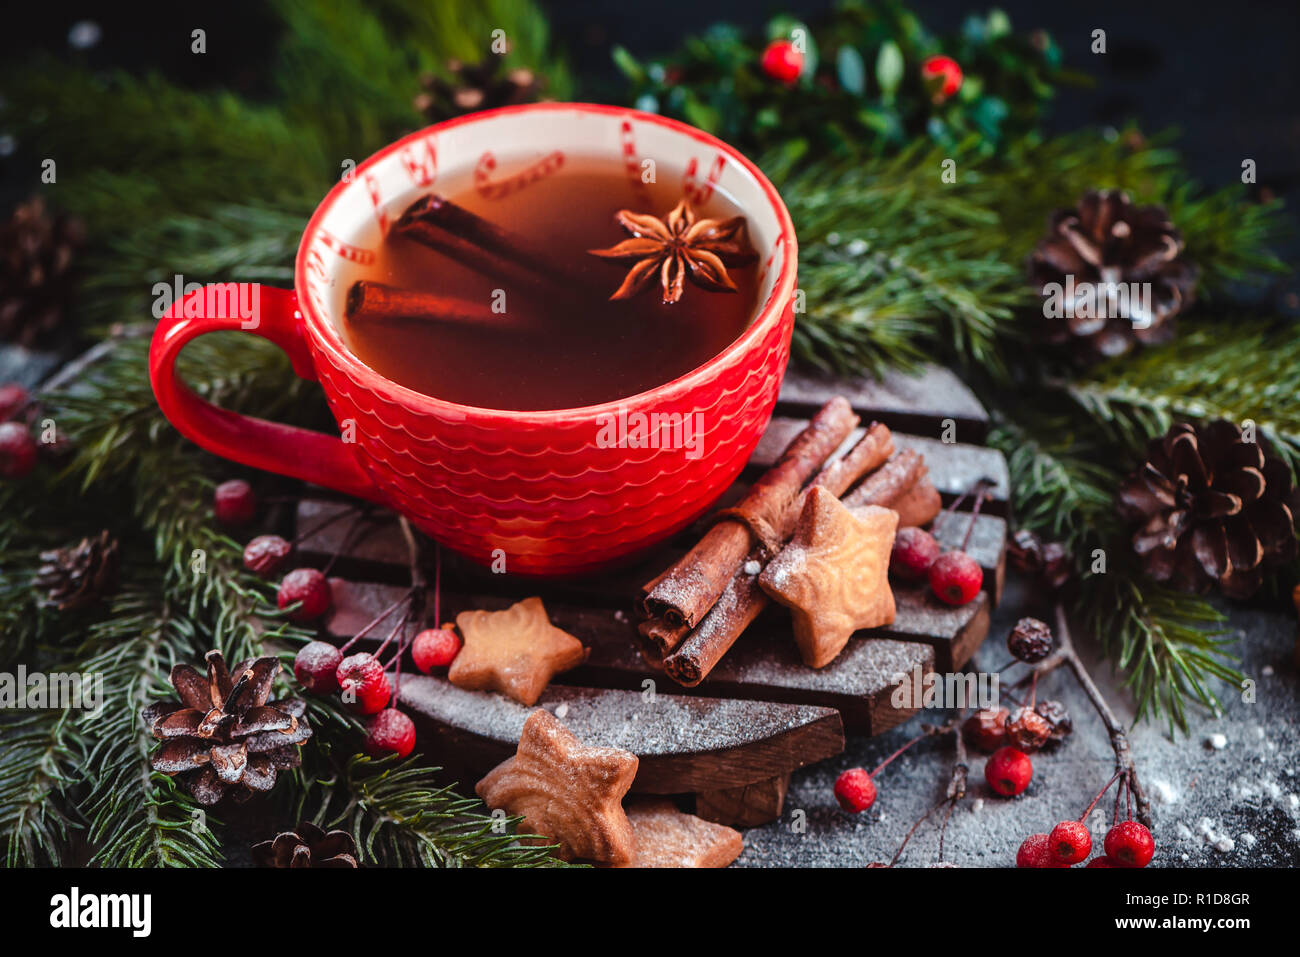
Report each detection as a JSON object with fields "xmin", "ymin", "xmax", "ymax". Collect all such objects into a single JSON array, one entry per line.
[
  {"xmin": 1118, "ymin": 421, "xmax": 1300, "ymax": 599},
  {"xmin": 0, "ymin": 197, "xmax": 84, "ymax": 346},
  {"xmin": 1029, "ymin": 189, "xmax": 1197, "ymax": 359},
  {"xmin": 35, "ymin": 530, "xmax": 119, "ymax": 610},
  {"xmin": 142, "ymin": 650, "xmax": 312, "ymax": 806},
  {"xmin": 252, "ymin": 821, "xmax": 358, "ymax": 868},
  {"xmin": 414, "ymin": 58, "xmax": 540, "ymax": 122}
]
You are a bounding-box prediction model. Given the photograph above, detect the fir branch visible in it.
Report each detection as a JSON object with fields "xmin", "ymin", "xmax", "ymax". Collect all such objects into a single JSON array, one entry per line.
[
  {"xmin": 988, "ymin": 410, "xmax": 1119, "ymax": 553},
  {"xmin": 1081, "ymin": 575, "xmax": 1237, "ymax": 735},
  {"xmin": 1064, "ymin": 317, "xmax": 1300, "ymax": 460},
  {"xmin": 0, "ymin": 64, "xmax": 328, "ymax": 235},
  {"xmin": 770, "ymin": 140, "xmax": 1022, "ymax": 376},
  {"xmin": 74, "ymin": 586, "xmax": 226, "ymax": 867},
  {"xmin": 0, "ymin": 710, "xmax": 81, "ymax": 867},
  {"xmin": 296, "ymin": 748, "xmax": 572, "ymax": 868}
]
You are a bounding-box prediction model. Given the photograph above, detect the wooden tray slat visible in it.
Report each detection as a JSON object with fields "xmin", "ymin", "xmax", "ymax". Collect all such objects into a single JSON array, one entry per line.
[
  {"xmin": 394, "ymin": 675, "xmax": 845, "ymax": 794},
  {"xmin": 776, "ymin": 364, "xmax": 989, "ymax": 441}
]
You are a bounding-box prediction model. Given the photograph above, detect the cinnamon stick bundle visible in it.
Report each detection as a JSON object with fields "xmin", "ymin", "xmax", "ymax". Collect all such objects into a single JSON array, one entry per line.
[
  {"xmin": 663, "ymin": 441, "xmax": 929, "ymax": 687},
  {"xmin": 640, "ymin": 398, "xmax": 859, "ymax": 640},
  {"xmin": 660, "ymin": 424, "xmax": 895, "ymax": 684}
]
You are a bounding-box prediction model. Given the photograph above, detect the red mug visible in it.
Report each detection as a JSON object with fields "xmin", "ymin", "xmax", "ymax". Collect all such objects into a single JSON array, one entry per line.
[{"xmin": 150, "ymin": 103, "xmax": 797, "ymax": 576}]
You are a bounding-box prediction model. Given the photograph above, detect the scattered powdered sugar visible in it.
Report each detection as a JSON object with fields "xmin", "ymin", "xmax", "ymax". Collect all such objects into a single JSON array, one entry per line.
[
  {"xmin": 744, "ymin": 560, "xmax": 762, "ymax": 576},
  {"xmin": 1150, "ymin": 779, "xmax": 1179, "ymax": 805},
  {"xmin": 1197, "ymin": 818, "xmax": 1236, "ymax": 853}
]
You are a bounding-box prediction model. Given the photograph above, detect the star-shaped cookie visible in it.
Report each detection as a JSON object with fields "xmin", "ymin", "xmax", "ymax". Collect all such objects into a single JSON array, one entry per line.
[
  {"xmin": 757, "ymin": 486, "xmax": 898, "ymax": 668},
  {"xmin": 476, "ymin": 708, "xmax": 638, "ymax": 864},
  {"xmin": 618, "ymin": 799, "xmax": 743, "ymax": 868},
  {"xmin": 449, "ymin": 596, "xmax": 587, "ymax": 705}
]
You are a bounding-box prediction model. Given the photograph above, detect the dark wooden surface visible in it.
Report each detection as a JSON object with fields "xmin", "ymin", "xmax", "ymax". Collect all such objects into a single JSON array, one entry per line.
[{"xmin": 304, "ymin": 363, "xmax": 1010, "ymax": 826}]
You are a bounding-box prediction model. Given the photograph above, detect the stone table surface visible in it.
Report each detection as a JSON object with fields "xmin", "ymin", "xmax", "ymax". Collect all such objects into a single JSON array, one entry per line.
[{"xmin": 736, "ymin": 578, "xmax": 1300, "ymax": 868}]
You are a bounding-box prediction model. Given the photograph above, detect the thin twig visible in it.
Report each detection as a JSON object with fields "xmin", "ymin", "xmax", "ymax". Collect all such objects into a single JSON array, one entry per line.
[{"xmin": 1050, "ymin": 603, "xmax": 1151, "ymax": 828}]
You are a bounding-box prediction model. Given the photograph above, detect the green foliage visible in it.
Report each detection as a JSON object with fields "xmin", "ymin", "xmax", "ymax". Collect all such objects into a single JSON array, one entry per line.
[
  {"xmin": 295, "ymin": 749, "xmax": 573, "ymax": 868},
  {"xmin": 614, "ymin": 1, "xmax": 1084, "ymax": 159},
  {"xmin": 771, "ymin": 139, "xmax": 1021, "ymax": 377},
  {"xmin": 0, "ymin": 710, "xmax": 80, "ymax": 866},
  {"xmin": 1066, "ymin": 317, "xmax": 1300, "ymax": 460},
  {"xmin": 775, "ymin": 127, "xmax": 1289, "ymax": 378},
  {"xmin": 1083, "ymin": 576, "xmax": 1237, "ymax": 734}
]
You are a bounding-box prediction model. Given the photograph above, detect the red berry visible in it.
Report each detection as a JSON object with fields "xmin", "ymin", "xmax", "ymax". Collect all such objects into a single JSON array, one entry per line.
[
  {"xmin": 0, "ymin": 422, "xmax": 37, "ymax": 478},
  {"xmin": 890, "ymin": 527, "xmax": 941, "ymax": 582},
  {"xmin": 412, "ymin": 627, "xmax": 461, "ymax": 673},
  {"xmin": 760, "ymin": 40, "xmax": 804, "ymax": 85},
  {"xmin": 963, "ymin": 708, "xmax": 1009, "ymax": 752},
  {"xmin": 294, "ymin": 640, "xmax": 343, "ymax": 695},
  {"xmin": 833, "ymin": 767, "xmax": 877, "ymax": 813},
  {"xmin": 1086, "ymin": 856, "xmax": 1118, "ymax": 868},
  {"xmin": 1104, "ymin": 820, "xmax": 1155, "ymax": 868},
  {"xmin": 277, "ymin": 568, "xmax": 333, "ymax": 622},
  {"xmin": 244, "ymin": 534, "xmax": 292, "ymax": 577},
  {"xmin": 0, "ymin": 383, "xmax": 29, "ymax": 421},
  {"xmin": 1016, "ymin": 833, "xmax": 1063, "ymax": 868},
  {"xmin": 365, "ymin": 708, "xmax": 416, "ymax": 758},
  {"xmin": 929, "ymin": 550, "xmax": 982, "ymax": 605},
  {"xmin": 213, "ymin": 478, "xmax": 257, "ymax": 525},
  {"xmin": 985, "ymin": 746, "xmax": 1033, "ymax": 797},
  {"xmin": 1049, "ymin": 820, "xmax": 1093, "ymax": 864},
  {"xmin": 337, "ymin": 652, "xmax": 391, "ymax": 714},
  {"xmin": 921, "ymin": 54, "xmax": 963, "ymax": 102}
]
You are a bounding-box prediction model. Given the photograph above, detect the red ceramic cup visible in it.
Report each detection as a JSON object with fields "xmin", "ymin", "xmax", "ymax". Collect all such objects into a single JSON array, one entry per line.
[{"xmin": 150, "ymin": 103, "xmax": 797, "ymax": 576}]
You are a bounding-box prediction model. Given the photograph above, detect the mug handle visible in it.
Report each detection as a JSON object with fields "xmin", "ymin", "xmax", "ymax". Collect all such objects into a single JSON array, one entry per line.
[{"xmin": 149, "ymin": 283, "xmax": 380, "ymax": 502}]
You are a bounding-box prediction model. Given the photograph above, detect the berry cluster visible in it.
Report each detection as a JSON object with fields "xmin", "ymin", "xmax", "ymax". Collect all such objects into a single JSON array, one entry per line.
[
  {"xmin": 0, "ymin": 382, "xmax": 68, "ymax": 479},
  {"xmin": 292, "ymin": 617, "xmax": 460, "ymax": 759},
  {"xmin": 888, "ymin": 480, "xmax": 991, "ymax": 607},
  {"xmin": 213, "ymin": 481, "xmax": 464, "ymax": 759},
  {"xmin": 1017, "ymin": 771, "xmax": 1155, "ymax": 868}
]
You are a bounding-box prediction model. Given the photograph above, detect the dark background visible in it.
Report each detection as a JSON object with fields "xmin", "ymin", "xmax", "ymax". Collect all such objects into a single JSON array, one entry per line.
[{"xmin": 3, "ymin": 0, "xmax": 1299, "ymax": 202}]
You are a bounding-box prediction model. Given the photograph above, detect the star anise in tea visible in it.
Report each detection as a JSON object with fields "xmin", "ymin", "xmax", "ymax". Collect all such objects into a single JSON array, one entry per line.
[{"xmin": 588, "ymin": 199, "xmax": 757, "ymax": 305}]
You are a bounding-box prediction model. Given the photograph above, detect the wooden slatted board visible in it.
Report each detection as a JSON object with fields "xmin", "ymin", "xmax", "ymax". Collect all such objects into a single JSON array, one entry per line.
[{"xmin": 300, "ymin": 364, "xmax": 1010, "ymax": 827}]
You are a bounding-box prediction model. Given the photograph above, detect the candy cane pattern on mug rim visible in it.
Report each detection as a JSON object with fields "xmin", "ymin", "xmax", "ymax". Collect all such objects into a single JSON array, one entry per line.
[
  {"xmin": 398, "ymin": 134, "xmax": 438, "ymax": 188},
  {"xmin": 474, "ymin": 149, "xmax": 565, "ymax": 200},
  {"xmin": 683, "ymin": 152, "xmax": 727, "ymax": 207},
  {"xmin": 363, "ymin": 172, "xmax": 389, "ymax": 235},
  {"xmin": 317, "ymin": 229, "xmax": 376, "ymax": 266}
]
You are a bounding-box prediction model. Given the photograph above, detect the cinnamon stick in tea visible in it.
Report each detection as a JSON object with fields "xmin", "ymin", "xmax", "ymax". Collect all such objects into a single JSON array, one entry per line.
[
  {"xmin": 391, "ymin": 194, "xmax": 588, "ymax": 290},
  {"xmin": 661, "ymin": 424, "xmax": 895, "ymax": 684},
  {"xmin": 641, "ymin": 397, "xmax": 859, "ymax": 635},
  {"xmin": 347, "ymin": 280, "xmax": 534, "ymax": 331}
]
